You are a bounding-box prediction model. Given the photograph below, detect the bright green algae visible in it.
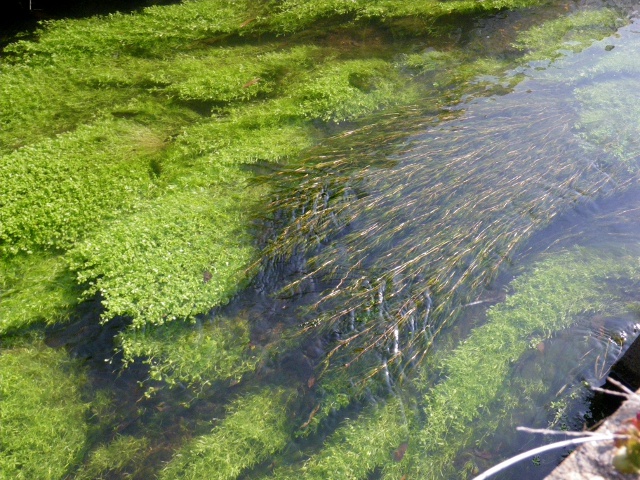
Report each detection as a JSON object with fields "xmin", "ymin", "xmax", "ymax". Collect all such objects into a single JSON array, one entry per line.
[{"xmin": 0, "ymin": 340, "xmax": 89, "ymax": 479}]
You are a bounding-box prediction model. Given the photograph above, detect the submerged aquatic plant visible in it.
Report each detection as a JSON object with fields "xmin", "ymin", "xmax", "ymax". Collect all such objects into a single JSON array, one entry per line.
[
  {"xmin": 119, "ymin": 314, "xmax": 258, "ymax": 392},
  {"xmin": 262, "ymin": 74, "xmax": 636, "ymax": 385},
  {"xmin": 160, "ymin": 388, "xmax": 294, "ymax": 480},
  {"xmin": 402, "ymin": 249, "xmax": 640, "ymax": 478},
  {"xmin": 270, "ymin": 397, "xmax": 411, "ymax": 479},
  {"xmin": 0, "ymin": 339, "xmax": 89, "ymax": 479}
]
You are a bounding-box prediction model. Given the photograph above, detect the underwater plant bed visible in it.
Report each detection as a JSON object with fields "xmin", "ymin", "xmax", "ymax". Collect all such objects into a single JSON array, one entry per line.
[{"xmin": 3, "ymin": 0, "xmax": 640, "ymax": 479}]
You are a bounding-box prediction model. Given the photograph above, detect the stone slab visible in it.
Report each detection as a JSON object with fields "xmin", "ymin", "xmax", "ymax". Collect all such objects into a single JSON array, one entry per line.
[{"xmin": 545, "ymin": 390, "xmax": 640, "ymax": 480}]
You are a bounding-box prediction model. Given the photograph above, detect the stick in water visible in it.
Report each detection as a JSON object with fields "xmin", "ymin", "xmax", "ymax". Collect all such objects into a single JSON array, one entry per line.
[{"xmin": 471, "ymin": 435, "xmax": 620, "ymax": 480}]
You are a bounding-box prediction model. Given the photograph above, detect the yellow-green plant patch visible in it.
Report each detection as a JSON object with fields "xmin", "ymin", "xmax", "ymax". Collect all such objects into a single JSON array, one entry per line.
[
  {"xmin": 119, "ymin": 314, "xmax": 257, "ymax": 391},
  {"xmin": 0, "ymin": 340, "xmax": 89, "ymax": 479},
  {"xmin": 0, "ymin": 254, "xmax": 79, "ymax": 334},
  {"xmin": 70, "ymin": 187, "xmax": 256, "ymax": 328},
  {"xmin": 0, "ymin": 118, "xmax": 160, "ymax": 255}
]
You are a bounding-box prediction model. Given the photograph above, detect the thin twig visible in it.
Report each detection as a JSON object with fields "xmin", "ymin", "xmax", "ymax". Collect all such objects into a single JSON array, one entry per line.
[
  {"xmin": 591, "ymin": 386, "xmax": 632, "ymax": 399},
  {"xmin": 516, "ymin": 426, "xmax": 627, "ymax": 438},
  {"xmin": 472, "ymin": 435, "xmax": 621, "ymax": 480},
  {"xmin": 606, "ymin": 377, "xmax": 640, "ymax": 399}
]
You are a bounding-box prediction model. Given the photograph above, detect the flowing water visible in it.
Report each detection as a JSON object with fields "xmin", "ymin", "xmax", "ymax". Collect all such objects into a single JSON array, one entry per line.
[
  {"xmin": 6, "ymin": 1, "xmax": 640, "ymax": 479},
  {"xmin": 244, "ymin": 12, "xmax": 640, "ymax": 479}
]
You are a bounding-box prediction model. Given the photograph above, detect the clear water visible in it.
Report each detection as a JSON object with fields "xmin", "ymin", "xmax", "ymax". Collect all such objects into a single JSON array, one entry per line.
[{"xmin": 243, "ymin": 14, "xmax": 640, "ymax": 479}]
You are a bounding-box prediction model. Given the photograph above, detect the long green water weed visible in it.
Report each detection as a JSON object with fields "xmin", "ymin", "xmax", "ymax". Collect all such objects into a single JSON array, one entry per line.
[
  {"xmin": 271, "ymin": 397, "xmax": 410, "ymax": 479},
  {"xmin": 0, "ymin": 339, "xmax": 89, "ymax": 479},
  {"xmin": 161, "ymin": 388, "xmax": 294, "ymax": 480},
  {"xmin": 389, "ymin": 249, "xmax": 640, "ymax": 478},
  {"xmin": 262, "ymin": 75, "xmax": 629, "ymax": 384}
]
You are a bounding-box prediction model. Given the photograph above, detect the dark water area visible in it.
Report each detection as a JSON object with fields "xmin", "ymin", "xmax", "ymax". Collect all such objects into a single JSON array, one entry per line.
[{"xmin": 1, "ymin": 0, "xmax": 178, "ymax": 51}]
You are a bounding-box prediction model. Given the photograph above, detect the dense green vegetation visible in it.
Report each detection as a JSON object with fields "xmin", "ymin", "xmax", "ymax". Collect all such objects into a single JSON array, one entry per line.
[
  {"xmin": 120, "ymin": 313, "xmax": 258, "ymax": 390},
  {"xmin": 406, "ymin": 249, "xmax": 640, "ymax": 478},
  {"xmin": 0, "ymin": 338, "xmax": 89, "ymax": 479},
  {"xmin": 160, "ymin": 388, "xmax": 293, "ymax": 479},
  {"xmin": 1, "ymin": 0, "xmax": 638, "ymax": 478}
]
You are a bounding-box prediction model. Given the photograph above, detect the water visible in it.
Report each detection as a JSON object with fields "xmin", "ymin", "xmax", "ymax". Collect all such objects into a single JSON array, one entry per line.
[
  {"xmin": 245, "ymin": 15, "xmax": 640, "ymax": 479},
  {"xmin": 6, "ymin": 1, "xmax": 640, "ymax": 478}
]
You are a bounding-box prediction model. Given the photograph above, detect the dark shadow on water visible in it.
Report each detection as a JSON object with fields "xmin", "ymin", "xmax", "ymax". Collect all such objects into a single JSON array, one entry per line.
[{"xmin": 1, "ymin": 0, "xmax": 180, "ymax": 51}]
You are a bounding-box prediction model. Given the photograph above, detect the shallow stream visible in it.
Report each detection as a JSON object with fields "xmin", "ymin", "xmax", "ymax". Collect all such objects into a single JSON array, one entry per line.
[{"xmin": 5, "ymin": 1, "xmax": 640, "ymax": 479}]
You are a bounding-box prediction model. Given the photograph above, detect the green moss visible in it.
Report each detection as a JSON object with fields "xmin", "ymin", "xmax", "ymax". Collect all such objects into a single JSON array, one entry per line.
[
  {"xmin": 0, "ymin": 340, "xmax": 89, "ymax": 479},
  {"xmin": 389, "ymin": 249, "xmax": 640, "ymax": 478},
  {"xmin": 2, "ymin": 0, "xmax": 565, "ymax": 345},
  {"xmin": 75, "ymin": 435, "xmax": 150, "ymax": 480},
  {"xmin": 70, "ymin": 187, "xmax": 256, "ymax": 328},
  {"xmin": 0, "ymin": 119, "xmax": 160, "ymax": 255},
  {"xmin": 119, "ymin": 315, "xmax": 258, "ymax": 391},
  {"xmin": 161, "ymin": 388, "xmax": 293, "ymax": 480},
  {"xmin": 0, "ymin": 254, "xmax": 79, "ymax": 333},
  {"xmin": 514, "ymin": 9, "xmax": 623, "ymax": 62}
]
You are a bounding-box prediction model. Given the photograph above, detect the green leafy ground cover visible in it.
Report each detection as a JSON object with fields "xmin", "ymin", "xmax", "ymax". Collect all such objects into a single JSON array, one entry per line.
[{"xmin": 0, "ymin": 0, "xmax": 636, "ymax": 478}]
